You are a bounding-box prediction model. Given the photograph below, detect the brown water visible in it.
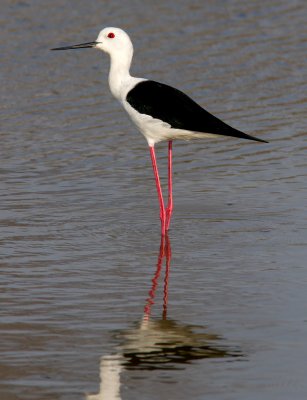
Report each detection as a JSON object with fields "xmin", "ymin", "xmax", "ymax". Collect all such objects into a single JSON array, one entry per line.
[{"xmin": 1, "ymin": 0, "xmax": 307, "ymax": 399}]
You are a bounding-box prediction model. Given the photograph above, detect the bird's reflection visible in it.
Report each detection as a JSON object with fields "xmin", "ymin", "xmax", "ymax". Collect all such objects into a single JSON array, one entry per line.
[{"xmin": 86, "ymin": 235, "xmax": 242, "ymax": 399}]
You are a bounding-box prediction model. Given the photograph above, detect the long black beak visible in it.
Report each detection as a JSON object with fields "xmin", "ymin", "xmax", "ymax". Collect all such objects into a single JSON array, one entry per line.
[{"xmin": 50, "ymin": 41, "xmax": 97, "ymax": 51}]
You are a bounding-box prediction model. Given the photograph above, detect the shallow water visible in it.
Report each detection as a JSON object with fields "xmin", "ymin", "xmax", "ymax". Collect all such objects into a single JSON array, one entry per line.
[{"xmin": 1, "ymin": 0, "xmax": 307, "ymax": 399}]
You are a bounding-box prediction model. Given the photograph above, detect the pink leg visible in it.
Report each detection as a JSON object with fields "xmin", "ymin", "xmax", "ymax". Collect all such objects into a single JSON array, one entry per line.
[
  {"xmin": 149, "ymin": 146, "xmax": 166, "ymax": 236},
  {"xmin": 166, "ymin": 141, "xmax": 173, "ymax": 231}
]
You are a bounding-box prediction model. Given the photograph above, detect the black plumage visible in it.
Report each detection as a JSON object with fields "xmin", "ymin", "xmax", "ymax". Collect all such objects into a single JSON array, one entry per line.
[{"xmin": 126, "ymin": 80, "xmax": 267, "ymax": 143}]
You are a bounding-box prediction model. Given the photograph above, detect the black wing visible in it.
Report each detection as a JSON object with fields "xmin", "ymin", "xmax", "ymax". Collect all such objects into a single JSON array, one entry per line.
[{"xmin": 126, "ymin": 80, "xmax": 267, "ymax": 143}]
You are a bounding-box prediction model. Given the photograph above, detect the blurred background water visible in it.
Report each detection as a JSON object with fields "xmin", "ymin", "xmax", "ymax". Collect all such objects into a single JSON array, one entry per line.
[{"xmin": 1, "ymin": 0, "xmax": 307, "ymax": 399}]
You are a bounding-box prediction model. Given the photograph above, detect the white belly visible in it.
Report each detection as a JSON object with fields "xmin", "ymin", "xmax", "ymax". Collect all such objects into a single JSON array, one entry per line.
[{"xmin": 122, "ymin": 100, "xmax": 214, "ymax": 146}]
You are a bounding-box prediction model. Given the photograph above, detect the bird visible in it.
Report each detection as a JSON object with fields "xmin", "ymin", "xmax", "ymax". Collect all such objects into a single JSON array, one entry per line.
[{"xmin": 51, "ymin": 27, "xmax": 268, "ymax": 237}]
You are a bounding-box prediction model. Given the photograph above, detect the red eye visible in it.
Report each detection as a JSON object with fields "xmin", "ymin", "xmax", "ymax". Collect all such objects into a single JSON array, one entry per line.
[{"xmin": 107, "ymin": 32, "xmax": 115, "ymax": 39}]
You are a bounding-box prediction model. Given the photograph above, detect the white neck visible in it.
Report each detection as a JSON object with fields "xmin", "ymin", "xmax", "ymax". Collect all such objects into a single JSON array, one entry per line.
[{"xmin": 108, "ymin": 48, "xmax": 133, "ymax": 100}]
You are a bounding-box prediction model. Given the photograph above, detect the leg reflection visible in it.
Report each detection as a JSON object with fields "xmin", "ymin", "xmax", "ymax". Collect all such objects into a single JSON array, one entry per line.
[
  {"xmin": 143, "ymin": 233, "xmax": 172, "ymax": 321},
  {"xmin": 163, "ymin": 234, "xmax": 171, "ymax": 320}
]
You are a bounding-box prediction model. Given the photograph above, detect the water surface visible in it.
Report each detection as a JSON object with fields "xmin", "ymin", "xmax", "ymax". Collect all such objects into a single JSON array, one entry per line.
[{"xmin": 1, "ymin": 0, "xmax": 307, "ymax": 399}]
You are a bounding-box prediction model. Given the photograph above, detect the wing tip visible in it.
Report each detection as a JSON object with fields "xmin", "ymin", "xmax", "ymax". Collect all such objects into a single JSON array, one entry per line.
[
  {"xmin": 248, "ymin": 136, "xmax": 269, "ymax": 144},
  {"xmin": 231, "ymin": 130, "xmax": 269, "ymax": 143}
]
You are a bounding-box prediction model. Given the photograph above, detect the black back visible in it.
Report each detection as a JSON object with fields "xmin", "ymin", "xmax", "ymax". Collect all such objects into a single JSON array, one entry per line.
[{"xmin": 126, "ymin": 80, "xmax": 267, "ymax": 143}]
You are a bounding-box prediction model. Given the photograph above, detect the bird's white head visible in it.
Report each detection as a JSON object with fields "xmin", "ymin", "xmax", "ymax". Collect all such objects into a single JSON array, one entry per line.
[
  {"xmin": 95, "ymin": 27, "xmax": 133, "ymax": 57},
  {"xmin": 51, "ymin": 27, "xmax": 133, "ymax": 60}
]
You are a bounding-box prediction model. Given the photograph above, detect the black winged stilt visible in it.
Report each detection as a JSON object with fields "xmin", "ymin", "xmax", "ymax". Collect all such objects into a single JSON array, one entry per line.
[{"xmin": 51, "ymin": 27, "xmax": 268, "ymax": 236}]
